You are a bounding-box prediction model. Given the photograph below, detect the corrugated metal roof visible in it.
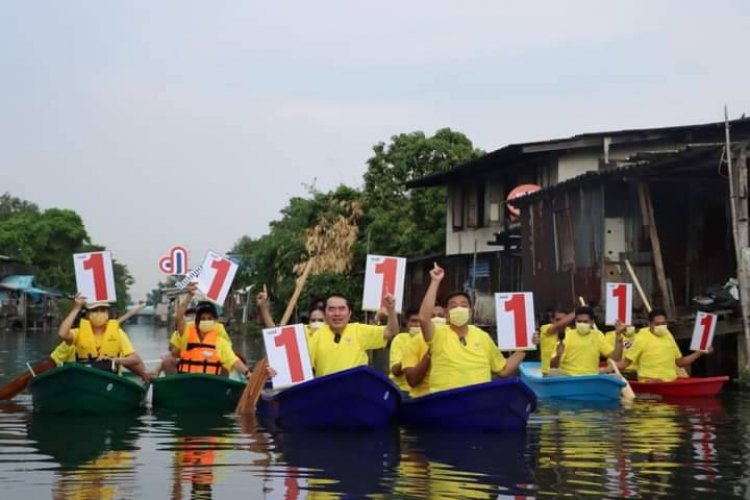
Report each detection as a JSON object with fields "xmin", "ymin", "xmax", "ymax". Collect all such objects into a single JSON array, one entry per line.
[{"xmin": 407, "ymin": 118, "xmax": 750, "ymax": 189}]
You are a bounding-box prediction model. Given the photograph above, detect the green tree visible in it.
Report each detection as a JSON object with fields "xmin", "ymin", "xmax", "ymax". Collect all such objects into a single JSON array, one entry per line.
[{"xmin": 362, "ymin": 128, "xmax": 483, "ymax": 257}]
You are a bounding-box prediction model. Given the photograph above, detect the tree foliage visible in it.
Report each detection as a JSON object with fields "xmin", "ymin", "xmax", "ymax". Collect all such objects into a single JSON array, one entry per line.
[{"xmin": 0, "ymin": 192, "xmax": 134, "ymax": 309}]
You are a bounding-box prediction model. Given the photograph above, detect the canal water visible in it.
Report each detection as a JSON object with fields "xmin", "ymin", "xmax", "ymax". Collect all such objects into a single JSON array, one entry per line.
[{"xmin": 1, "ymin": 324, "xmax": 749, "ymax": 499}]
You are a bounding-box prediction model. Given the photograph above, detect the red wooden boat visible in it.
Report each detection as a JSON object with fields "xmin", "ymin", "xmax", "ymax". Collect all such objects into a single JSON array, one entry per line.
[{"xmin": 630, "ymin": 376, "xmax": 729, "ymax": 398}]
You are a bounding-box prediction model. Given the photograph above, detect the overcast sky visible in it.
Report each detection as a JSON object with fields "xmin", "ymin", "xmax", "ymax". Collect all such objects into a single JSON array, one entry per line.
[{"xmin": 2, "ymin": 1, "xmax": 749, "ymax": 300}]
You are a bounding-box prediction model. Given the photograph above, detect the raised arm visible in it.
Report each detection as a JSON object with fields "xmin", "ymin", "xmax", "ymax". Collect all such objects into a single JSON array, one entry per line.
[
  {"xmin": 117, "ymin": 301, "xmax": 146, "ymax": 325},
  {"xmin": 175, "ymin": 283, "xmax": 197, "ymax": 335},
  {"xmin": 418, "ymin": 263, "xmax": 444, "ymax": 343},
  {"xmin": 383, "ymin": 294, "xmax": 399, "ymax": 341},
  {"xmin": 677, "ymin": 350, "xmax": 706, "ymax": 367},
  {"xmin": 256, "ymin": 284, "xmax": 277, "ymax": 328},
  {"xmin": 58, "ymin": 293, "xmax": 85, "ymax": 344},
  {"xmin": 546, "ymin": 312, "xmax": 575, "ymax": 336}
]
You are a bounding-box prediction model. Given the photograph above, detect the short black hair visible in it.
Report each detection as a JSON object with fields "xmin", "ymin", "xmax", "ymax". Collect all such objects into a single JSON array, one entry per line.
[
  {"xmin": 308, "ymin": 304, "xmax": 325, "ymax": 316},
  {"xmin": 195, "ymin": 301, "xmax": 218, "ymax": 320},
  {"xmin": 444, "ymin": 291, "xmax": 472, "ymax": 307},
  {"xmin": 185, "ymin": 307, "xmax": 196, "ymax": 315},
  {"xmin": 325, "ymin": 293, "xmax": 351, "ymax": 310},
  {"xmin": 648, "ymin": 308, "xmax": 668, "ymax": 322},
  {"xmin": 574, "ymin": 306, "xmax": 594, "ymax": 320}
]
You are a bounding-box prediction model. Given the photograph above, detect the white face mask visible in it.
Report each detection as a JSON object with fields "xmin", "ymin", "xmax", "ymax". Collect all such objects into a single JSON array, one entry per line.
[
  {"xmin": 198, "ymin": 320, "xmax": 216, "ymax": 333},
  {"xmin": 309, "ymin": 320, "xmax": 325, "ymax": 332},
  {"xmin": 431, "ymin": 317, "xmax": 447, "ymax": 326}
]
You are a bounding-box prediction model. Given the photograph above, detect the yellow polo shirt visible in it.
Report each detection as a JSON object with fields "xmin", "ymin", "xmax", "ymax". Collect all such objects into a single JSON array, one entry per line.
[
  {"xmin": 308, "ymin": 323, "xmax": 387, "ymax": 377},
  {"xmin": 427, "ymin": 324, "xmax": 506, "ymax": 393},
  {"xmin": 625, "ymin": 328, "xmax": 682, "ymax": 382},
  {"xmin": 539, "ymin": 323, "xmax": 560, "ymax": 374},
  {"xmin": 389, "ymin": 332, "xmax": 413, "ymax": 392},
  {"xmin": 402, "ymin": 333, "xmax": 431, "ymax": 397},
  {"xmin": 551, "ymin": 328, "xmax": 612, "ymax": 376}
]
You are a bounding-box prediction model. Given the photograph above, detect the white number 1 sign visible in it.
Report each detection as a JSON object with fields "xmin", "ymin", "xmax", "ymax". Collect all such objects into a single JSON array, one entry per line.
[
  {"xmin": 495, "ymin": 292, "xmax": 536, "ymax": 350},
  {"xmin": 362, "ymin": 255, "xmax": 406, "ymax": 313},
  {"xmin": 605, "ymin": 283, "xmax": 633, "ymax": 325},
  {"xmin": 73, "ymin": 251, "xmax": 116, "ymax": 302},
  {"xmin": 690, "ymin": 311, "xmax": 717, "ymax": 353},
  {"xmin": 195, "ymin": 250, "xmax": 239, "ymax": 305},
  {"xmin": 263, "ymin": 324, "xmax": 314, "ymax": 389}
]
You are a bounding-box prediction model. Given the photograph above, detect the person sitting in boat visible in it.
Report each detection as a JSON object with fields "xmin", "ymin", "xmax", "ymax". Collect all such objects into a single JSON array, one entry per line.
[
  {"xmin": 402, "ymin": 305, "xmax": 446, "ymax": 397},
  {"xmin": 389, "ymin": 308, "xmax": 422, "ymax": 394},
  {"xmin": 604, "ymin": 321, "xmax": 639, "ymax": 378},
  {"xmin": 267, "ymin": 292, "xmax": 399, "ymax": 379},
  {"xmin": 416, "ymin": 263, "xmax": 527, "ymax": 394},
  {"xmin": 162, "ymin": 300, "xmax": 253, "ymax": 380},
  {"xmin": 549, "ymin": 307, "xmax": 623, "ymax": 376},
  {"xmin": 615, "ymin": 309, "xmax": 710, "ymax": 382},
  {"xmin": 256, "ymin": 284, "xmax": 326, "ymax": 341},
  {"xmin": 56, "ymin": 294, "xmax": 150, "ymax": 381},
  {"xmin": 539, "ymin": 306, "xmax": 575, "ymax": 375}
]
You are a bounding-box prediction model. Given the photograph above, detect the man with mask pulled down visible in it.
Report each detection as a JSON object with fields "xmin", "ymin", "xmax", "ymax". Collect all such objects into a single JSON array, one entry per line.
[
  {"xmin": 56, "ymin": 293, "xmax": 150, "ymax": 381},
  {"xmin": 416, "ymin": 263, "xmax": 527, "ymax": 394},
  {"xmin": 549, "ymin": 306, "xmax": 623, "ymax": 376}
]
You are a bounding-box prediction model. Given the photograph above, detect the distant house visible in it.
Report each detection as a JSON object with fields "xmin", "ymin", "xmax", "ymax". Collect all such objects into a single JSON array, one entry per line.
[{"xmin": 406, "ymin": 118, "xmax": 750, "ymax": 376}]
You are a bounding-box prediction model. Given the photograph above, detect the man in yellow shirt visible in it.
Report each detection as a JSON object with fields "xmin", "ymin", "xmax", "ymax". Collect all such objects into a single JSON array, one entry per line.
[
  {"xmin": 389, "ymin": 308, "xmax": 422, "ymax": 393},
  {"xmin": 616, "ymin": 309, "xmax": 708, "ymax": 381},
  {"xmin": 539, "ymin": 307, "xmax": 575, "ymax": 374},
  {"xmin": 305, "ymin": 292, "xmax": 399, "ymax": 377},
  {"xmin": 416, "ymin": 263, "xmax": 526, "ymax": 393},
  {"xmin": 549, "ymin": 307, "xmax": 623, "ymax": 376},
  {"xmin": 57, "ymin": 294, "xmax": 149, "ymax": 381}
]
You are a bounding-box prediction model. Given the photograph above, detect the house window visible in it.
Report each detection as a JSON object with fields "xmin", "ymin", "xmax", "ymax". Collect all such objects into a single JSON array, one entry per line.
[
  {"xmin": 466, "ymin": 183, "xmax": 485, "ymax": 229},
  {"xmin": 452, "ymin": 187, "xmax": 464, "ymax": 230}
]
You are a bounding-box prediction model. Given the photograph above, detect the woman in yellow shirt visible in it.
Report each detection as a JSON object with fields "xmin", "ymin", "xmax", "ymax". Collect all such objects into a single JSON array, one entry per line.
[
  {"xmin": 57, "ymin": 294, "xmax": 149, "ymax": 381},
  {"xmin": 416, "ymin": 263, "xmax": 527, "ymax": 393}
]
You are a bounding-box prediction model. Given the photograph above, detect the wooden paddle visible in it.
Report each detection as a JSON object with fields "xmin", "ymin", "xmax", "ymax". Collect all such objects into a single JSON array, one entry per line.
[
  {"xmin": 0, "ymin": 358, "xmax": 56, "ymax": 400},
  {"xmin": 609, "ymin": 358, "xmax": 636, "ymax": 402},
  {"xmin": 236, "ymin": 259, "xmax": 314, "ymax": 414}
]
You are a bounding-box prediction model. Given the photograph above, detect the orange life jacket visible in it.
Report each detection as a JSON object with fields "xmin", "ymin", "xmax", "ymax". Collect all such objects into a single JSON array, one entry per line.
[{"xmin": 178, "ymin": 326, "xmax": 223, "ymax": 375}]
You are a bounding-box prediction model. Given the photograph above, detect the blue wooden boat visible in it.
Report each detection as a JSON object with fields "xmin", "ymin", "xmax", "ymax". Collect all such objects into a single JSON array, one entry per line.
[
  {"xmin": 519, "ymin": 362, "xmax": 625, "ymax": 401},
  {"xmin": 399, "ymin": 378, "xmax": 537, "ymax": 432},
  {"xmin": 257, "ymin": 366, "xmax": 401, "ymax": 431}
]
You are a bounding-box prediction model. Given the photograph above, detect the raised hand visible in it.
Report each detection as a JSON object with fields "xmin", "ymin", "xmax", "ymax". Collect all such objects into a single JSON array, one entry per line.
[
  {"xmin": 187, "ymin": 282, "xmax": 198, "ymax": 297},
  {"xmin": 429, "ymin": 262, "xmax": 445, "ymax": 282},
  {"xmin": 383, "ymin": 293, "xmax": 396, "ymax": 313},
  {"xmin": 73, "ymin": 293, "xmax": 85, "ymax": 308},
  {"xmin": 257, "ymin": 284, "xmax": 269, "ymax": 306}
]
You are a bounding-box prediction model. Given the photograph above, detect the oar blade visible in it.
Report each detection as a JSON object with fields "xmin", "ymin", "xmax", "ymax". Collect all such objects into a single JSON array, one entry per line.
[{"xmin": 0, "ymin": 358, "xmax": 56, "ymax": 400}]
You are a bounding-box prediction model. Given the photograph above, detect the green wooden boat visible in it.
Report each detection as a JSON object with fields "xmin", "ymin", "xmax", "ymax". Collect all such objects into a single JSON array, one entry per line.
[
  {"xmin": 151, "ymin": 374, "xmax": 246, "ymax": 412},
  {"xmin": 29, "ymin": 364, "xmax": 147, "ymax": 415}
]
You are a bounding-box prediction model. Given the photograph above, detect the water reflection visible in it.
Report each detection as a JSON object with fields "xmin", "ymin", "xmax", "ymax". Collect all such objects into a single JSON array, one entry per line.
[{"xmin": 27, "ymin": 413, "xmax": 142, "ymax": 499}]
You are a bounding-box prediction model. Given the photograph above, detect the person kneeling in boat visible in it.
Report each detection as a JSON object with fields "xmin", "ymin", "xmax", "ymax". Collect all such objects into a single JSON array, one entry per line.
[
  {"xmin": 57, "ymin": 294, "xmax": 150, "ymax": 382},
  {"xmin": 416, "ymin": 263, "xmax": 527, "ymax": 394},
  {"xmin": 165, "ymin": 301, "xmax": 253, "ymax": 380},
  {"xmin": 548, "ymin": 307, "xmax": 623, "ymax": 376},
  {"xmin": 614, "ymin": 309, "xmax": 710, "ymax": 382}
]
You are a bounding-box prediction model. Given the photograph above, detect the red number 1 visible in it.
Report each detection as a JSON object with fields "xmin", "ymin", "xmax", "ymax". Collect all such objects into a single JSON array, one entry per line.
[
  {"xmin": 207, "ymin": 258, "xmax": 230, "ymax": 302},
  {"xmin": 83, "ymin": 253, "xmax": 107, "ymax": 301},
  {"xmin": 374, "ymin": 257, "xmax": 397, "ymax": 308},
  {"xmin": 505, "ymin": 294, "xmax": 528, "ymax": 348},
  {"xmin": 612, "ymin": 284, "xmax": 627, "ymax": 323},
  {"xmin": 699, "ymin": 314, "xmax": 714, "ymax": 351},
  {"xmin": 274, "ymin": 326, "xmax": 304, "ymax": 382}
]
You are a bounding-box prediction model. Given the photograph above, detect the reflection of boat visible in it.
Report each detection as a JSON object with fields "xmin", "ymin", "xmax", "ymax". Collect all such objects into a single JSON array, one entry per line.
[
  {"xmin": 272, "ymin": 429, "xmax": 400, "ymax": 498},
  {"xmin": 630, "ymin": 377, "xmax": 729, "ymax": 398},
  {"xmin": 258, "ymin": 366, "xmax": 401, "ymax": 430},
  {"xmin": 27, "ymin": 412, "xmax": 141, "ymax": 468},
  {"xmin": 520, "ymin": 362, "xmax": 625, "ymax": 401},
  {"xmin": 407, "ymin": 430, "xmax": 536, "ymax": 497},
  {"xmin": 29, "ymin": 364, "xmax": 146, "ymax": 415},
  {"xmin": 151, "ymin": 373, "xmax": 245, "ymax": 412},
  {"xmin": 399, "ymin": 378, "xmax": 536, "ymax": 432}
]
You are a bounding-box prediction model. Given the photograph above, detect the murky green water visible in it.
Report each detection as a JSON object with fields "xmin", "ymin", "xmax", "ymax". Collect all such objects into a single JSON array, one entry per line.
[{"xmin": 1, "ymin": 325, "xmax": 749, "ymax": 498}]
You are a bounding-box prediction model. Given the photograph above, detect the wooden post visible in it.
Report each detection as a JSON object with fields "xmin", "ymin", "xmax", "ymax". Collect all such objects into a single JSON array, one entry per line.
[
  {"xmin": 637, "ymin": 182, "xmax": 675, "ymax": 318},
  {"xmin": 731, "ymin": 144, "xmax": 750, "ymax": 370}
]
